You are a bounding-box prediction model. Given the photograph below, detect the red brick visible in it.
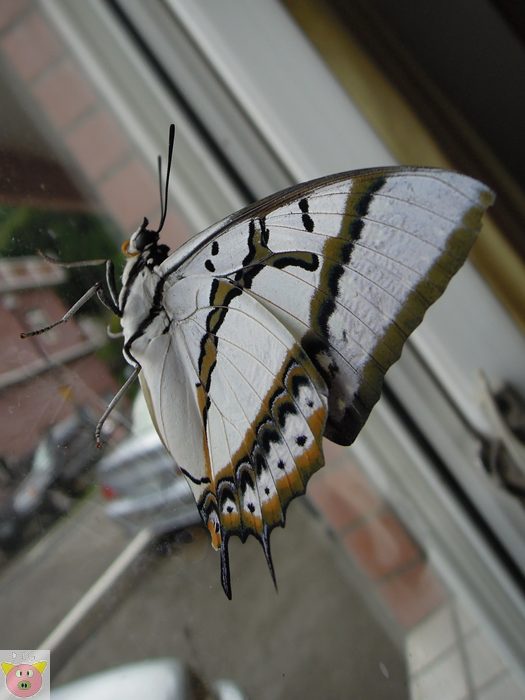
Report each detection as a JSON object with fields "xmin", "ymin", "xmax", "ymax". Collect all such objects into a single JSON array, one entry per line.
[
  {"xmin": 0, "ymin": 353, "xmax": 118, "ymax": 461},
  {"xmin": 308, "ymin": 476, "xmax": 359, "ymax": 531},
  {"xmin": 0, "ymin": 374, "xmax": 73, "ymax": 460},
  {"xmin": 0, "ymin": 11, "xmax": 62, "ymax": 80},
  {"xmin": 0, "ymin": 0, "xmax": 30, "ymax": 30},
  {"xmin": 99, "ymin": 158, "xmax": 159, "ymax": 232},
  {"xmin": 32, "ymin": 59, "xmax": 97, "ymax": 128},
  {"xmin": 0, "ymin": 300, "xmax": 41, "ymax": 373},
  {"xmin": 343, "ymin": 509, "xmax": 420, "ymax": 579},
  {"xmin": 378, "ymin": 562, "xmax": 447, "ymax": 629},
  {"xmin": 308, "ymin": 463, "xmax": 382, "ymax": 531},
  {"xmin": 327, "ymin": 465, "xmax": 382, "ymax": 518},
  {"xmin": 65, "ymin": 110, "xmax": 130, "ymax": 180}
]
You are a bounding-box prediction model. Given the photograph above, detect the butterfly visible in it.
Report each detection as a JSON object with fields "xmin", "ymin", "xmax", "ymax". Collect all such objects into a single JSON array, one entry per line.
[{"xmin": 22, "ymin": 125, "xmax": 494, "ymax": 597}]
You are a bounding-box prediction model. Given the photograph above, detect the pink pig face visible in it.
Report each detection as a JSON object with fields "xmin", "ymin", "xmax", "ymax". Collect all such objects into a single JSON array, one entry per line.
[{"xmin": 3, "ymin": 663, "xmax": 45, "ymax": 698}]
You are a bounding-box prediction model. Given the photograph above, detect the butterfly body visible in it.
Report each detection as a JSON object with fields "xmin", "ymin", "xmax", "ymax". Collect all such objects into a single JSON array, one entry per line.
[{"xmin": 116, "ymin": 165, "xmax": 493, "ymax": 597}]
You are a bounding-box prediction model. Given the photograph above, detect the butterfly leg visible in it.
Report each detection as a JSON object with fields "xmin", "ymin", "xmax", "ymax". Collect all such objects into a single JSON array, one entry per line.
[
  {"xmin": 95, "ymin": 364, "xmax": 141, "ymax": 446},
  {"xmin": 104, "ymin": 260, "xmax": 121, "ymax": 315},
  {"xmin": 20, "ymin": 282, "xmax": 107, "ymax": 338}
]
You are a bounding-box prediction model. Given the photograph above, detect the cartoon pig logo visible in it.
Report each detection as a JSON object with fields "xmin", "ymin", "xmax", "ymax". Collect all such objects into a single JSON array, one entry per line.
[{"xmin": 1, "ymin": 662, "xmax": 47, "ymax": 698}]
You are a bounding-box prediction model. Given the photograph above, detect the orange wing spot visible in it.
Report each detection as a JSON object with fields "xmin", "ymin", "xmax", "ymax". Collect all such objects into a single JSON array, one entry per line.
[
  {"xmin": 274, "ymin": 474, "xmax": 294, "ymax": 505},
  {"xmin": 241, "ymin": 510, "xmax": 264, "ymax": 534},
  {"xmin": 220, "ymin": 511, "xmax": 241, "ymax": 532},
  {"xmin": 306, "ymin": 406, "xmax": 327, "ymax": 441},
  {"xmin": 260, "ymin": 491, "xmax": 283, "ymax": 528},
  {"xmin": 295, "ymin": 441, "xmax": 325, "ymax": 479},
  {"xmin": 207, "ymin": 518, "xmax": 222, "ymax": 550},
  {"xmin": 285, "ymin": 466, "xmax": 306, "ymax": 495}
]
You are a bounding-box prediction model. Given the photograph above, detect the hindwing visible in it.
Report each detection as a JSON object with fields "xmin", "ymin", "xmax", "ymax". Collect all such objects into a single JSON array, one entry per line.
[{"xmin": 138, "ymin": 275, "xmax": 328, "ymax": 597}]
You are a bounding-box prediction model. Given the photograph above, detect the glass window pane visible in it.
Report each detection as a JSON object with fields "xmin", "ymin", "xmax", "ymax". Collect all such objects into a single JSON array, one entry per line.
[{"xmin": 0, "ymin": 4, "xmax": 523, "ymax": 700}]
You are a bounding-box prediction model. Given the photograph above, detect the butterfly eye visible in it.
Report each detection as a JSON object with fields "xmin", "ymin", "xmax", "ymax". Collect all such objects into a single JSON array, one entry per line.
[
  {"xmin": 123, "ymin": 218, "xmax": 160, "ymax": 257},
  {"xmin": 132, "ymin": 219, "xmax": 152, "ymax": 251}
]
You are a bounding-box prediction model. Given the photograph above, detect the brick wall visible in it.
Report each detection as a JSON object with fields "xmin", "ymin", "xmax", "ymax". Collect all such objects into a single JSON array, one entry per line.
[
  {"xmin": 0, "ymin": 285, "xmax": 117, "ymax": 461},
  {"xmin": 310, "ymin": 441, "xmax": 447, "ymax": 632},
  {"xmin": 0, "ymin": 1, "xmax": 190, "ymax": 249}
]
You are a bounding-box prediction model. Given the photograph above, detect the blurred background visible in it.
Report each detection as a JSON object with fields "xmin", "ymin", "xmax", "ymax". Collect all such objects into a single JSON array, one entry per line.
[{"xmin": 0, "ymin": 1, "xmax": 524, "ymax": 698}]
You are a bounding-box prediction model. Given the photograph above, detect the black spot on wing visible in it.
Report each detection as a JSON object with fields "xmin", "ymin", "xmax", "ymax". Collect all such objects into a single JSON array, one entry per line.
[
  {"xmin": 302, "ymin": 214, "xmax": 314, "ymax": 232},
  {"xmin": 348, "ymin": 218, "xmax": 364, "ymax": 240},
  {"xmin": 218, "ymin": 480, "xmax": 236, "ymax": 503},
  {"xmin": 276, "ymin": 400, "xmax": 298, "ymax": 428},
  {"xmin": 260, "ymin": 218, "xmax": 270, "ymax": 246},
  {"xmin": 271, "ymin": 253, "xmax": 319, "ymax": 272},
  {"xmin": 290, "ymin": 371, "xmax": 309, "ymax": 396},
  {"xmin": 326, "ymin": 264, "xmax": 345, "ymax": 296},
  {"xmin": 197, "ymin": 280, "xmax": 243, "ymax": 427},
  {"xmin": 234, "ymin": 218, "xmax": 270, "ymax": 288},
  {"xmin": 239, "ymin": 469, "xmax": 255, "ymax": 494},
  {"xmin": 301, "ymin": 331, "xmax": 338, "ymax": 385},
  {"xmin": 180, "ymin": 467, "xmax": 211, "ymax": 485},
  {"xmin": 355, "ymin": 177, "xmax": 385, "ymax": 216},
  {"xmin": 298, "ymin": 195, "xmax": 314, "ymax": 230},
  {"xmin": 254, "ymin": 450, "xmax": 267, "ymax": 477},
  {"xmin": 301, "ymin": 175, "xmax": 387, "ymax": 389},
  {"xmin": 258, "ymin": 421, "xmax": 281, "ymax": 453}
]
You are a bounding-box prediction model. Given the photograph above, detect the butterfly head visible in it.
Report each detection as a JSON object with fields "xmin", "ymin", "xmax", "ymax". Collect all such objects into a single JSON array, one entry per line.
[
  {"xmin": 122, "ymin": 125, "xmax": 175, "ymax": 265},
  {"xmin": 122, "ymin": 217, "xmax": 159, "ymax": 258}
]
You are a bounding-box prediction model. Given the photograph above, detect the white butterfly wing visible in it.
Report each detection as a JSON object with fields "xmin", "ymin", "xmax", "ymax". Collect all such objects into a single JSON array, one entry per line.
[
  {"xmin": 163, "ymin": 167, "xmax": 493, "ymax": 445},
  {"xmin": 144, "ymin": 166, "xmax": 492, "ymax": 595},
  {"xmin": 138, "ymin": 274, "xmax": 328, "ymax": 596}
]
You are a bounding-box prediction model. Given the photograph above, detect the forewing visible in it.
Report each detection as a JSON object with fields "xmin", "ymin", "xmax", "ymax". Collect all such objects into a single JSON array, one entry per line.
[
  {"xmin": 166, "ymin": 168, "xmax": 494, "ymax": 444},
  {"xmin": 139, "ymin": 274, "xmax": 328, "ymax": 597}
]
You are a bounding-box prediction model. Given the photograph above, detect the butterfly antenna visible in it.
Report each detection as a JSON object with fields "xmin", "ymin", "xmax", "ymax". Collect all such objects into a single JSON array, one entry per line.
[
  {"xmin": 157, "ymin": 155, "xmax": 164, "ymax": 227},
  {"xmin": 155, "ymin": 123, "xmax": 175, "ymax": 235}
]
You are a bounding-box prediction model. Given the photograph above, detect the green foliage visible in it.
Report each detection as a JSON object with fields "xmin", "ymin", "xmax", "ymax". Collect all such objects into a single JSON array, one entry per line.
[
  {"xmin": 0, "ymin": 205, "xmax": 122, "ymax": 312},
  {"xmin": 0, "ymin": 205, "xmax": 128, "ymax": 380}
]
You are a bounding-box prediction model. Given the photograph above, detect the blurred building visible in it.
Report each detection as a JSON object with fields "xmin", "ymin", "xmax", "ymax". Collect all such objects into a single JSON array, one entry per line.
[{"xmin": 0, "ymin": 255, "xmax": 117, "ymax": 464}]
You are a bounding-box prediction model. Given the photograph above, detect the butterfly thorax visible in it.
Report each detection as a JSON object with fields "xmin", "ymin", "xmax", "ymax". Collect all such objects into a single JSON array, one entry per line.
[{"xmin": 119, "ymin": 222, "xmax": 171, "ymax": 363}]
